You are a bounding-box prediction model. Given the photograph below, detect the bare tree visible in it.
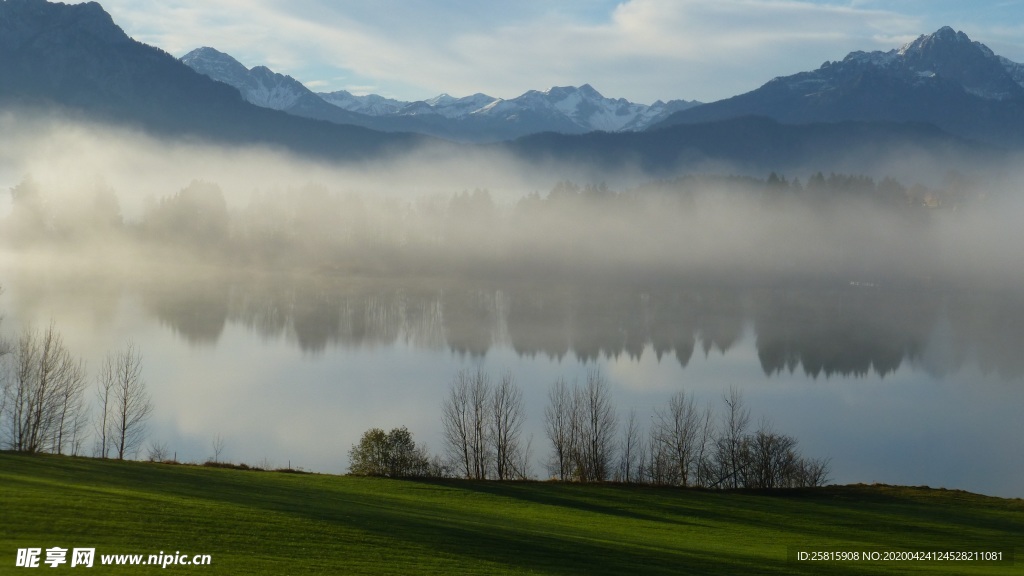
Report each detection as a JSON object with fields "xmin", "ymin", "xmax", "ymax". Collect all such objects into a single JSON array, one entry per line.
[
  {"xmin": 4, "ymin": 323, "xmax": 86, "ymax": 454},
  {"xmin": 741, "ymin": 418, "xmax": 832, "ymax": 489},
  {"xmin": 516, "ymin": 434, "xmax": 534, "ymax": 480},
  {"xmin": 718, "ymin": 386, "xmax": 751, "ymax": 489},
  {"xmin": 749, "ymin": 419, "xmax": 798, "ymax": 488},
  {"xmin": 147, "ymin": 440, "xmax": 170, "ymax": 463},
  {"xmin": 490, "ymin": 370, "xmax": 526, "ymax": 480},
  {"xmin": 693, "ymin": 404, "xmax": 715, "ymax": 488},
  {"xmin": 796, "ymin": 456, "xmax": 832, "ymax": 488},
  {"xmin": 211, "ymin": 433, "xmax": 226, "ymax": 463},
  {"xmin": 442, "ymin": 372, "xmax": 471, "ymax": 477},
  {"xmin": 616, "ymin": 408, "xmax": 643, "ymax": 483},
  {"xmin": 6, "ymin": 331, "xmax": 35, "ymax": 451},
  {"xmin": 468, "ymin": 371, "xmax": 492, "ymax": 479},
  {"xmin": 63, "ymin": 399, "xmax": 89, "ymax": 456},
  {"xmin": 52, "ymin": 353, "xmax": 87, "ymax": 455},
  {"xmin": 652, "ymin": 390, "xmax": 707, "ymax": 487},
  {"xmin": 544, "ymin": 371, "xmax": 617, "ymax": 482},
  {"xmin": 0, "ymin": 306, "xmax": 11, "ymax": 441},
  {"xmin": 646, "ymin": 425, "xmax": 678, "ymax": 485},
  {"xmin": 633, "ymin": 426, "xmax": 650, "ymax": 485},
  {"xmin": 95, "ymin": 359, "xmax": 116, "ymax": 458},
  {"xmin": 0, "ymin": 367, "xmax": 7, "ymax": 443},
  {"xmin": 577, "ymin": 369, "xmax": 617, "ymax": 482},
  {"xmin": 698, "ymin": 392, "xmax": 829, "ymax": 490},
  {"xmin": 544, "ymin": 377, "xmax": 576, "ymax": 480},
  {"xmin": 441, "ymin": 368, "xmax": 491, "ymax": 479},
  {"xmin": 100, "ymin": 342, "xmax": 153, "ymax": 460}
]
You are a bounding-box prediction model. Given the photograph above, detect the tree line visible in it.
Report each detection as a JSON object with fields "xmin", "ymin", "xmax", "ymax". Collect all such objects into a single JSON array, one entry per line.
[
  {"xmin": 1, "ymin": 304, "xmax": 829, "ymax": 489},
  {"xmin": 4, "ymin": 171, "xmax": 977, "ymax": 276},
  {"xmin": 0, "ymin": 309, "xmax": 153, "ymax": 459},
  {"xmin": 350, "ymin": 368, "xmax": 830, "ymax": 489}
]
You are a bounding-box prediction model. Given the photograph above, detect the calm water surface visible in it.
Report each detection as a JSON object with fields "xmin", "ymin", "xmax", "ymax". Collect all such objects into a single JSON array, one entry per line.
[{"xmin": 3, "ymin": 265, "xmax": 1022, "ymax": 497}]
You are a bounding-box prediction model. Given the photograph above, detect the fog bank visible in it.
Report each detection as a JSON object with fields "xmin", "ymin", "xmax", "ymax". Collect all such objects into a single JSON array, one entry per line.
[{"xmin": 1, "ymin": 112, "xmax": 1023, "ymax": 289}]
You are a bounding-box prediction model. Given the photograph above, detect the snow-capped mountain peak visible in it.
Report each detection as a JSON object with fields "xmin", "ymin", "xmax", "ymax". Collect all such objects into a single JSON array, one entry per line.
[
  {"xmin": 246, "ymin": 66, "xmax": 308, "ymax": 109},
  {"xmin": 420, "ymin": 93, "xmax": 501, "ymax": 118},
  {"xmin": 318, "ymin": 90, "xmax": 407, "ymax": 116},
  {"xmin": 654, "ymin": 25, "xmax": 1024, "ymax": 148},
  {"xmin": 182, "ymin": 47, "xmax": 701, "ymax": 141},
  {"xmin": 898, "ymin": 26, "xmax": 964, "ymax": 56},
  {"xmin": 181, "ymin": 47, "xmax": 251, "ymax": 87},
  {"xmin": 317, "ymin": 82, "xmax": 699, "ymax": 133},
  {"xmin": 182, "ymin": 47, "xmax": 309, "ymax": 109},
  {"xmin": 832, "ymin": 26, "xmax": 1024, "ymax": 100},
  {"xmin": 424, "ymin": 93, "xmax": 456, "ymax": 107}
]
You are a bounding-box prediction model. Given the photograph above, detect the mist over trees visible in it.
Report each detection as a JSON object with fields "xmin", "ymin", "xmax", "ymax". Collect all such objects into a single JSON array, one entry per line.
[
  {"xmin": 142, "ymin": 180, "xmax": 229, "ymax": 248},
  {"xmin": 2, "ymin": 170, "xmax": 1000, "ymax": 285},
  {"xmin": 7, "ymin": 163, "xmax": 1013, "ymax": 378},
  {"xmin": 1, "ymin": 164, "xmax": 1014, "ymax": 483}
]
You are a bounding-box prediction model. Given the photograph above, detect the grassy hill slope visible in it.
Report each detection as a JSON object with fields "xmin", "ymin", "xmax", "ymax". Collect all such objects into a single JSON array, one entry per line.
[{"xmin": 1, "ymin": 453, "xmax": 1020, "ymax": 574}]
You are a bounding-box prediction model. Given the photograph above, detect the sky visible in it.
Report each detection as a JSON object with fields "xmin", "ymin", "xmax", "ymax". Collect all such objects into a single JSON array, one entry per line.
[{"xmin": 67, "ymin": 0, "xmax": 1024, "ymax": 104}]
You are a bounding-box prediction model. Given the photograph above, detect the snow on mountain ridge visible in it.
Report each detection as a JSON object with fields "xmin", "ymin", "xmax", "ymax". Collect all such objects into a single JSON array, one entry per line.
[
  {"xmin": 247, "ymin": 66, "xmax": 306, "ymax": 109},
  {"xmin": 842, "ymin": 50, "xmax": 898, "ymax": 68},
  {"xmin": 998, "ymin": 56, "xmax": 1024, "ymax": 89},
  {"xmin": 811, "ymin": 27, "xmax": 1024, "ymax": 100},
  {"xmin": 314, "ymin": 83, "xmax": 699, "ymax": 132},
  {"xmin": 319, "ymin": 90, "xmax": 406, "ymax": 115},
  {"xmin": 181, "ymin": 47, "xmax": 255, "ymax": 90},
  {"xmin": 424, "ymin": 93, "xmax": 501, "ymax": 118},
  {"xmin": 181, "ymin": 46, "xmax": 701, "ymax": 138},
  {"xmin": 182, "ymin": 47, "xmax": 308, "ymax": 109}
]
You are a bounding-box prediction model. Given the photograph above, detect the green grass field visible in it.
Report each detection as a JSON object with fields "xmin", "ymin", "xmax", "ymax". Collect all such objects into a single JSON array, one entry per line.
[{"xmin": 1, "ymin": 452, "xmax": 1020, "ymax": 575}]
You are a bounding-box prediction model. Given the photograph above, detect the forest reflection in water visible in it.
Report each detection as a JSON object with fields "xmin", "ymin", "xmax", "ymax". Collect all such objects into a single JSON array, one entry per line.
[
  {"xmin": 5, "ymin": 263, "xmax": 1024, "ymax": 497},
  {"xmin": 75, "ymin": 270, "xmax": 1024, "ymax": 381}
]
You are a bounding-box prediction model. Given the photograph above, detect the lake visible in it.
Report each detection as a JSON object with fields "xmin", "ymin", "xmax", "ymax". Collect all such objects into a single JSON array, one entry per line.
[{"xmin": 2, "ymin": 260, "xmax": 1022, "ymax": 498}]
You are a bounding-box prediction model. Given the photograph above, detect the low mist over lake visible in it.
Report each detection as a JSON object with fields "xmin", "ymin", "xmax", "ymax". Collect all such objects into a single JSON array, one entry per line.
[{"xmin": 2, "ymin": 116, "xmax": 1023, "ymax": 496}]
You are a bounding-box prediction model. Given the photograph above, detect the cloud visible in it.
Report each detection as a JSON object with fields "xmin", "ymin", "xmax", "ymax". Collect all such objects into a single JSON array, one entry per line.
[
  {"xmin": 435, "ymin": 0, "xmax": 922, "ymax": 101},
  {"xmin": 73, "ymin": 1, "xmax": 1023, "ymax": 103}
]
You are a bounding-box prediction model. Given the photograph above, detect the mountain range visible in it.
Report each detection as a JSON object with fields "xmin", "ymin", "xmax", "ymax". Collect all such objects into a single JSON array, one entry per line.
[
  {"xmin": 0, "ymin": 0, "xmax": 1020, "ymax": 174},
  {"xmin": 180, "ymin": 26, "xmax": 1024, "ymax": 151},
  {"xmin": 0, "ymin": 0, "xmax": 430, "ymax": 160},
  {"xmin": 655, "ymin": 26, "xmax": 1024, "ymax": 147},
  {"xmin": 181, "ymin": 47, "xmax": 700, "ymax": 142}
]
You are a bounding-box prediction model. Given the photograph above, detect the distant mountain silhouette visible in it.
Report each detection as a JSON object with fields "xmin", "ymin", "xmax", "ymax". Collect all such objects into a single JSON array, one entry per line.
[
  {"xmin": 0, "ymin": 0, "xmax": 431, "ymax": 159},
  {"xmin": 654, "ymin": 27, "xmax": 1024, "ymax": 148},
  {"xmin": 504, "ymin": 115, "xmax": 996, "ymax": 175}
]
